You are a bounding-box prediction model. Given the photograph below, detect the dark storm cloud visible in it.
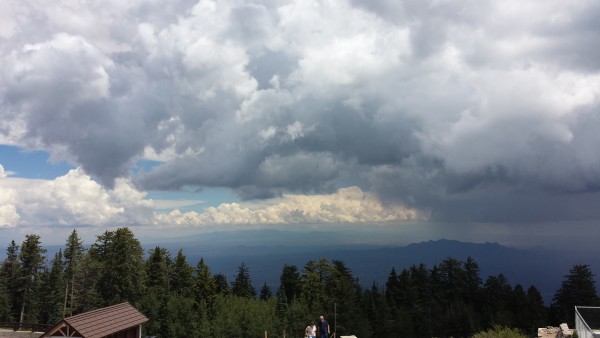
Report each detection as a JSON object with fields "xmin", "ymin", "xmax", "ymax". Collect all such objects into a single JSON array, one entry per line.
[{"xmin": 2, "ymin": 0, "xmax": 600, "ymax": 222}]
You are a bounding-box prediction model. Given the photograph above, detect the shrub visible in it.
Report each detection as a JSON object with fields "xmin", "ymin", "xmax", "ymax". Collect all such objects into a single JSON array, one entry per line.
[{"xmin": 472, "ymin": 325, "xmax": 527, "ymax": 338}]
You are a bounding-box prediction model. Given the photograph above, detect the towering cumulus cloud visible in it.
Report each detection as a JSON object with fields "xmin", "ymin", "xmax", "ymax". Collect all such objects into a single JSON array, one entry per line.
[
  {"xmin": 2, "ymin": 0, "xmax": 600, "ymax": 224},
  {"xmin": 155, "ymin": 186, "xmax": 426, "ymax": 226}
]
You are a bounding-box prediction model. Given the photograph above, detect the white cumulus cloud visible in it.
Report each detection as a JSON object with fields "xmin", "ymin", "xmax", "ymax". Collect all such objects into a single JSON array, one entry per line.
[
  {"xmin": 0, "ymin": 167, "xmax": 154, "ymax": 227},
  {"xmin": 155, "ymin": 186, "xmax": 428, "ymax": 226}
]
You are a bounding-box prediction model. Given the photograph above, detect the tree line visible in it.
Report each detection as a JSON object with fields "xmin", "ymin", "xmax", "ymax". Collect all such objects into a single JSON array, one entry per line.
[{"xmin": 0, "ymin": 227, "xmax": 599, "ymax": 337}]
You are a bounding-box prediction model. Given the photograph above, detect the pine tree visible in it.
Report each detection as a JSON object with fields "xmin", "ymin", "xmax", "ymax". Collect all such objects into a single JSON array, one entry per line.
[
  {"xmin": 194, "ymin": 257, "xmax": 216, "ymax": 320},
  {"xmin": 63, "ymin": 229, "xmax": 85, "ymax": 317},
  {"xmin": 171, "ymin": 249, "xmax": 194, "ymax": 297},
  {"xmin": 275, "ymin": 287, "xmax": 289, "ymax": 329},
  {"xmin": 526, "ymin": 286, "xmax": 547, "ymax": 335},
  {"xmin": 278, "ymin": 264, "xmax": 301, "ymax": 304},
  {"xmin": 90, "ymin": 228, "xmax": 145, "ymax": 305},
  {"xmin": 464, "ymin": 257, "xmax": 482, "ymax": 301},
  {"xmin": 385, "ymin": 267, "xmax": 400, "ymax": 308},
  {"xmin": 231, "ymin": 263, "xmax": 256, "ymax": 298},
  {"xmin": 0, "ymin": 265, "xmax": 11, "ymax": 321},
  {"xmin": 145, "ymin": 247, "xmax": 171, "ymax": 290},
  {"xmin": 1, "ymin": 240, "xmax": 20, "ymax": 320},
  {"xmin": 326, "ymin": 260, "xmax": 365, "ymax": 336},
  {"xmin": 482, "ymin": 274, "xmax": 514, "ymax": 327},
  {"xmin": 300, "ymin": 258, "xmax": 331, "ymax": 312},
  {"xmin": 408, "ymin": 264, "xmax": 432, "ymax": 338},
  {"xmin": 362, "ymin": 283, "xmax": 387, "ymax": 338},
  {"xmin": 18, "ymin": 234, "xmax": 46, "ymax": 323},
  {"xmin": 213, "ymin": 273, "xmax": 230, "ymax": 295},
  {"xmin": 141, "ymin": 246, "xmax": 171, "ymax": 336},
  {"xmin": 38, "ymin": 251, "xmax": 65, "ymax": 324},
  {"xmin": 194, "ymin": 258, "xmax": 214, "ymax": 302},
  {"xmin": 72, "ymin": 253, "xmax": 102, "ymax": 313},
  {"xmin": 511, "ymin": 284, "xmax": 529, "ymax": 333},
  {"xmin": 260, "ymin": 282, "xmax": 272, "ymax": 300},
  {"xmin": 551, "ymin": 264, "xmax": 600, "ymax": 326}
]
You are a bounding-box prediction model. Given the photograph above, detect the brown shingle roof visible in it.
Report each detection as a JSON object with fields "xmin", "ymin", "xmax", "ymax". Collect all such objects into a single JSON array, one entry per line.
[{"xmin": 44, "ymin": 302, "xmax": 148, "ymax": 338}]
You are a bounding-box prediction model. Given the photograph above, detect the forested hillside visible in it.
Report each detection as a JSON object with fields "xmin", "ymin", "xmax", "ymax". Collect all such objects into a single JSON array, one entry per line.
[{"xmin": 1, "ymin": 227, "xmax": 598, "ymax": 338}]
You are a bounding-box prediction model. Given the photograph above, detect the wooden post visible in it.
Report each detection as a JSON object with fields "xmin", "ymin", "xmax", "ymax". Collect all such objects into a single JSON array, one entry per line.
[{"xmin": 264, "ymin": 330, "xmax": 267, "ymax": 338}]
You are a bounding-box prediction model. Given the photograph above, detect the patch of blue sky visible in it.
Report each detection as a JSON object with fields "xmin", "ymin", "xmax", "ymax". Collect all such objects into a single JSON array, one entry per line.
[
  {"xmin": 148, "ymin": 186, "xmax": 240, "ymax": 213},
  {"xmin": 0, "ymin": 145, "xmax": 75, "ymax": 179},
  {"xmin": 130, "ymin": 159, "xmax": 163, "ymax": 175}
]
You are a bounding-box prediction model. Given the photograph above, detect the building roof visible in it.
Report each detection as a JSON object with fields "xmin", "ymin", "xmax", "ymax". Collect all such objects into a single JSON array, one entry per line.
[{"xmin": 41, "ymin": 302, "xmax": 148, "ymax": 338}]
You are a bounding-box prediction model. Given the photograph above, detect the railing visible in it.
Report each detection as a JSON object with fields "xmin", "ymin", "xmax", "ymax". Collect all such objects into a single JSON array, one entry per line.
[
  {"xmin": 0, "ymin": 322, "xmax": 53, "ymax": 333},
  {"xmin": 263, "ymin": 330, "xmax": 336, "ymax": 338},
  {"xmin": 575, "ymin": 306, "xmax": 600, "ymax": 338}
]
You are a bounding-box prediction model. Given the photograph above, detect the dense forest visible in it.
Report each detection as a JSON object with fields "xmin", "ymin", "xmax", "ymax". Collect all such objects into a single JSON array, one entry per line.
[{"xmin": 1, "ymin": 227, "xmax": 599, "ymax": 338}]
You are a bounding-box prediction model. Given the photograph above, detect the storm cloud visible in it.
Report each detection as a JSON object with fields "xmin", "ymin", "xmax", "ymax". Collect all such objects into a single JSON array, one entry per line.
[{"xmin": 2, "ymin": 0, "xmax": 600, "ymax": 223}]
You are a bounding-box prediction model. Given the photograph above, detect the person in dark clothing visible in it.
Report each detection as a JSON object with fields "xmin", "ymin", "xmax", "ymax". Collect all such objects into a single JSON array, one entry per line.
[{"xmin": 318, "ymin": 315, "xmax": 330, "ymax": 338}]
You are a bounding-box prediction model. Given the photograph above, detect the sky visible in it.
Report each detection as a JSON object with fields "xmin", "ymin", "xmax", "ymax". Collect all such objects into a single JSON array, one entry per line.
[{"xmin": 1, "ymin": 0, "xmax": 600, "ymax": 247}]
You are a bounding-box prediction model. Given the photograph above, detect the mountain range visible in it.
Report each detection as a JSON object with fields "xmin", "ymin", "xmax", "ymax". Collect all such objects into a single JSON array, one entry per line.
[{"xmin": 150, "ymin": 230, "xmax": 600, "ymax": 304}]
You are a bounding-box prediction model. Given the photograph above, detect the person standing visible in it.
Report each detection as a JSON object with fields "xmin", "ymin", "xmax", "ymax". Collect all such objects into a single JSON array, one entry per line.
[
  {"xmin": 305, "ymin": 321, "xmax": 316, "ymax": 338},
  {"xmin": 318, "ymin": 315, "xmax": 330, "ymax": 338}
]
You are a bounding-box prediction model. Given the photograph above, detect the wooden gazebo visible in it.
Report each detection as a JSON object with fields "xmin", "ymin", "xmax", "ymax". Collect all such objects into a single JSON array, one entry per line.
[{"xmin": 41, "ymin": 302, "xmax": 148, "ymax": 338}]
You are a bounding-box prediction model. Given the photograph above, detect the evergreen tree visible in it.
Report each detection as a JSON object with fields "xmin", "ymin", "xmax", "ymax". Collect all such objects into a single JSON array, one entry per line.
[
  {"xmin": 213, "ymin": 273, "xmax": 230, "ymax": 295},
  {"xmin": 194, "ymin": 258, "xmax": 215, "ymax": 302},
  {"xmin": 361, "ymin": 283, "xmax": 388, "ymax": 338},
  {"xmin": 90, "ymin": 228, "xmax": 145, "ymax": 305},
  {"xmin": 72, "ymin": 253, "xmax": 102, "ymax": 313},
  {"xmin": 38, "ymin": 251, "xmax": 65, "ymax": 324},
  {"xmin": 211, "ymin": 295, "xmax": 279, "ymax": 338},
  {"xmin": 171, "ymin": 249, "xmax": 194, "ymax": 297},
  {"xmin": 551, "ymin": 264, "xmax": 600, "ymax": 326},
  {"xmin": 510, "ymin": 284, "xmax": 529, "ymax": 333},
  {"xmin": 482, "ymin": 274, "xmax": 514, "ymax": 328},
  {"xmin": 18, "ymin": 234, "xmax": 46, "ymax": 323},
  {"xmin": 408, "ymin": 264, "xmax": 433, "ymax": 337},
  {"xmin": 463, "ymin": 257, "xmax": 483, "ymax": 333},
  {"xmin": 195, "ymin": 298, "xmax": 212, "ymax": 337},
  {"xmin": 526, "ymin": 286, "xmax": 548, "ymax": 336},
  {"xmin": 387, "ymin": 268, "xmax": 417, "ymax": 336},
  {"xmin": 385, "ymin": 267, "xmax": 400, "ymax": 308},
  {"xmin": 163, "ymin": 295, "xmax": 198, "ymax": 338},
  {"xmin": 141, "ymin": 247, "xmax": 171, "ymax": 337},
  {"xmin": 278, "ymin": 264, "xmax": 301, "ymax": 304},
  {"xmin": 0, "ymin": 292, "xmax": 9, "ymax": 322},
  {"xmin": 427, "ymin": 264, "xmax": 445, "ymax": 336},
  {"xmin": 232, "ymin": 263, "xmax": 256, "ymax": 298},
  {"xmin": 300, "ymin": 258, "xmax": 332, "ymax": 312},
  {"xmin": 194, "ymin": 257, "xmax": 216, "ymax": 320},
  {"xmin": 260, "ymin": 282, "xmax": 272, "ymax": 300},
  {"xmin": 0, "ymin": 262, "xmax": 11, "ymax": 321},
  {"xmin": 275, "ymin": 286, "xmax": 289, "ymax": 331},
  {"xmin": 145, "ymin": 247, "xmax": 171, "ymax": 290},
  {"xmin": 1, "ymin": 240, "xmax": 20, "ymax": 320},
  {"xmin": 428, "ymin": 260, "xmax": 477, "ymax": 336},
  {"xmin": 326, "ymin": 260, "xmax": 368, "ymax": 337},
  {"xmin": 464, "ymin": 256, "xmax": 482, "ymax": 301},
  {"xmin": 63, "ymin": 229, "xmax": 85, "ymax": 317},
  {"xmin": 437, "ymin": 257, "xmax": 467, "ymax": 303}
]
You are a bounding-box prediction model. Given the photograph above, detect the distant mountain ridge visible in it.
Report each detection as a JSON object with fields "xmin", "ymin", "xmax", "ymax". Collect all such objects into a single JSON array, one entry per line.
[
  {"xmin": 15, "ymin": 231, "xmax": 600, "ymax": 305},
  {"xmin": 152, "ymin": 235, "xmax": 599, "ymax": 304}
]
